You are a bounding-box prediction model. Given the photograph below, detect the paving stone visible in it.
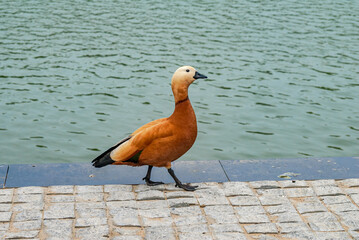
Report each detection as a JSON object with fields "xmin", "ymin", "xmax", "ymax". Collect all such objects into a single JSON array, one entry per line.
[
  {"xmin": 327, "ymin": 202, "xmax": 358, "ymax": 213},
  {"xmin": 276, "ymin": 222, "xmax": 310, "ymax": 233},
  {"xmin": 77, "ymin": 208, "xmax": 107, "ymax": 218},
  {"xmin": 76, "ymin": 217, "xmax": 107, "ymax": 227},
  {"xmin": 174, "ymin": 215, "xmax": 206, "ymax": 226},
  {"xmin": 244, "ymin": 223, "xmax": 278, "ymax": 234},
  {"xmin": 351, "ymin": 194, "xmax": 359, "ymax": 205},
  {"xmin": 0, "ymin": 195, "xmax": 13, "ymax": 203},
  {"xmin": 12, "ymin": 202, "xmax": 45, "ymax": 211},
  {"xmin": 0, "ymin": 203, "xmax": 12, "ymax": 212},
  {"xmin": 0, "ymin": 212, "xmax": 12, "ymax": 222},
  {"xmin": 348, "ymin": 229, "xmax": 359, "ymax": 239},
  {"xmin": 4, "ymin": 230, "xmax": 39, "ymax": 239},
  {"xmin": 170, "ymin": 206, "xmax": 202, "ymax": 216},
  {"xmin": 228, "ymin": 196, "xmax": 260, "ymax": 206},
  {"xmin": 165, "ymin": 191, "xmax": 195, "ymax": 199},
  {"xmin": 113, "ymin": 226, "xmax": 142, "ymax": 235},
  {"xmin": 44, "ymin": 219, "xmax": 73, "ymax": 238},
  {"xmin": 250, "ymin": 181, "xmax": 280, "ymax": 189},
  {"xmin": 265, "ymin": 204, "xmax": 297, "ymax": 215},
  {"xmin": 313, "ymin": 185, "xmax": 344, "ymax": 196},
  {"xmin": 75, "ymin": 225, "xmax": 109, "ymax": 239},
  {"xmin": 139, "ymin": 208, "xmax": 171, "ymax": 218},
  {"xmin": 142, "ymin": 216, "xmax": 173, "ymax": 227},
  {"xmin": 284, "ymin": 188, "xmax": 315, "ymax": 197},
  {"xmin": 339, "ymin": 211, "xmax": 359, "ymax": 231},
  {"xmin": 222, "ymin": 182, "xmax": 254, "ymax": 196},
  {"xmin": 110, "ymin": 207, "xmax": 138, "ymax": 217},
  {"xmin": 48, "ymin": 185, "xmax": 74, "ymax": 194},
  {"xmin": 17, "ymin": 186, "xmax": 44, "ymax": 194},
  {"xmin": 0, "ymin": 189, "xmax": 13, "ymax": 195},
  {"xmin": 305, "ymin": 212, "xmax": 344, "ymax": 231},
  {"xmin": 209, "ymin": 223, "xmax": 244, "ymax": 233},
  {"xmin": 135, "ymin": 184, "xmax": 166, "ymax": 193},
  {"xmin": 320, "ymin": 195, "xmax": 351, "ymax": 205},
  {"xmin": 44, "ymin": 203, "xmax": 75, "ymax": 219},
  {"xmin": 107, "ymin": 191, "xmax": 135, "ymax": 201},
  {"xmin": 14, "ymin": 193, "xmax": 43, "ymax": 203},
  {"xmin": 256, "ymin": 189, "xmax": 285, "ymax": 196},
  {"xmin": 13, "ymin": 220, "xmax": 42, "ymax": 230},
  {"xmin": 283, "ymin": 231, "xmax": 317, "ymax": 240},
  {"xmin": 145, "ymin": 226, "xmax": 175, "ymax": 240},
  {"xmin": 339, "ymin": 178, "xmax": 359, "ymax": 187},
  {"xmin": 112, "ymin": 236, "xmax": 142, "ymax": 240},
  {"xmin": 14, "ymin": 209, "xmax": 42, "ymax": 221},
  {"xmin": 196, "ymin": 190, "xmax": 229, "ymax": 206},
  {"xmin": 76, "ymin": 185, "xmax": 103, "ymax": 193},
  {"xmin": 76, "ymin": 201, "xmax": 106, "ymax": 209},
  {"xmin": 104, "ymin": 184, "xmax": 132, "ymax": 192},
  {"xmin": 178, "ymin": 232, "xmax": 212, "ymax": 240},
  {"xmin": 315, "ymin": 231, "xmax": 352, "ymax": 240},
  {"xmin": 177, "ymin": 224, "xmax": 208, "ymax": 233},
  {"xmin": 279, "ymin": 180, "xmax": 309, "ymax": 188},
  {"xmin": 113, "ymin": 215, "xmax": 141, "ymax": 227},
  {"xmin": 344, "ymin": 187, "xmax": 359, "ymax": 196},
  {"xmin": 310, "ymin": 179, "xmax": 336, "ymax": 187},
  {"xmin": 137, "ymin": 190, "xmax": 165, "ymax": 201},
  {"xmin": 107, "ymin": 200, "xmax": 137, "ymax": 209},
  {"xmin": 238, "ymin": 214, "xmax": 270, "ymax": 224},
  {"xmin": 49, "ymin": 194, "xmax": 75, "ymax": 202},
  {"xmin": 275, "ymin": 212, "xmax": 303, "ymax": 223},
  {"xmin": 295, "ymin": 201, "xmax": 327, "ymax": 214},
  {"xmin": 235, "ymin": 205, "xmax": 266, "ymax": 215},
  {"xmin": 214, "ymin": 232, "xmax": 247, "ymax": 240},
  {"xmin": 0, "ymin": 222, "xmax": 9, "ymax": 231},
  {"xmin": 76, "ymin": 192, "xmax": 104, "ymax": 202},
  {"xmin": 167, "ymin": 197, "xmax": 198, "ymax": 208},
  {"xmin": 136, "ymin": 200, "xmax": 168, "ymax": 210},
  {"xmin": 259, "ymin": 195, "xmax": 290, "ymax": 206}
]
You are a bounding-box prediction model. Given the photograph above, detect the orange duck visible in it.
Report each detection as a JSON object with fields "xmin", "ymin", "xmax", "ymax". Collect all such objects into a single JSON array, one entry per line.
[{"xmin": 92, "ymin": 66, "xmax": 207, "ymax": 191}]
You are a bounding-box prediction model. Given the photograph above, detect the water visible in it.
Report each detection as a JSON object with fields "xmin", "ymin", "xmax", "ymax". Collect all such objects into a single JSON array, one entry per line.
[{"xmin": 1, "ymin": 0, "xmax": 358, "ymax": 165}]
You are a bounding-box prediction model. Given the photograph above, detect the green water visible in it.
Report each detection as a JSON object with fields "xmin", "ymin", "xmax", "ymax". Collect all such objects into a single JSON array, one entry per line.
[{"xmin": 1, "ymin": 0, "xmax": 358, "ymax": 165}]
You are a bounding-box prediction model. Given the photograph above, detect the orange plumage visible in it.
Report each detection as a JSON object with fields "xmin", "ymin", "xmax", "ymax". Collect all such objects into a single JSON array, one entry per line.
[{"xmin": 92, "ymin": 66, "xmax": 207, "ymax": 191}]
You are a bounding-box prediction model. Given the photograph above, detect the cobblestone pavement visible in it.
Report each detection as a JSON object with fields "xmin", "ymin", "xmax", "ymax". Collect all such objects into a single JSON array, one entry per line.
[{"xmin": 1, "ymin": 179, "xmax": 359, "ymax": 240}]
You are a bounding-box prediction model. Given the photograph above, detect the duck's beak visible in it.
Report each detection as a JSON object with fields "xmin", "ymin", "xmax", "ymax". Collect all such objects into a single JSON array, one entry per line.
[{"xmin": 194, "ymin": 71, "xmax": 207, "ymax": 79}]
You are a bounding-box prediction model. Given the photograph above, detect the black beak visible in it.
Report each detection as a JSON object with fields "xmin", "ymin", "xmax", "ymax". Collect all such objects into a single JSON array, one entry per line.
[{"xmin": 194, "ymin": 71, "xmax": 207, "ymax": 79}]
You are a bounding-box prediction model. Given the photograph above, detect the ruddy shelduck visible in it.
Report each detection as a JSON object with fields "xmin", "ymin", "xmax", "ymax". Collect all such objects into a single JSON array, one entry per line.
[{"xmin": 92, "ymin": 66, "xmax": 207, "ymax": 191}]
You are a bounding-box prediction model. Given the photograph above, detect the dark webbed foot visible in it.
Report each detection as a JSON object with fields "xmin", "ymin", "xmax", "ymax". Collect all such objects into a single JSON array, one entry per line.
[
  {"xmin": 142, "ymin": 165, "xmax": 164, "ymax": 186},
  {"xmin": 175, "ymin": 183, "xmax": 198, "ymax": 191},
  {"xmin": 168, "ymin": 168, "xmax": 198, "ymax": 191},
  {"xmin": 143, "ymin": 178, "xmax": 164, "ymax": 186}
]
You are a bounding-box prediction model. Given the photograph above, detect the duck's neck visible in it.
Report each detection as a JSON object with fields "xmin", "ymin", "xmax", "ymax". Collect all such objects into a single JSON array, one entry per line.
[{"xmin": 170, "ymin": 86, "xmax": 196, "ymax": 124}]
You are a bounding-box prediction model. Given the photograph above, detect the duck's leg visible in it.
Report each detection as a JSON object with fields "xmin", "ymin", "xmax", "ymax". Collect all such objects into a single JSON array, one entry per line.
[
  {"xmin": 167, "ymin": 168, "xmax": 198, "ymax": 191},
  {"xmin": 142, "ymin": 165, "xmax": 164, "ymax": 186}
]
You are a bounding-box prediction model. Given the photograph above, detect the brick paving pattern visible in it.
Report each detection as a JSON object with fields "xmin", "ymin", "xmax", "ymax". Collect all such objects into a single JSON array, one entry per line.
[{"xmin": 1, "ymin": 179, "xmax": 359, "ymax": 239}]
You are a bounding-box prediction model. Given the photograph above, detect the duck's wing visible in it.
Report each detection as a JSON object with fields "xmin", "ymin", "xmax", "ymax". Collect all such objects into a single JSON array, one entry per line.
[{"xmin": 110, "ymin": 119, "xmax": 173, "ymax": 163}]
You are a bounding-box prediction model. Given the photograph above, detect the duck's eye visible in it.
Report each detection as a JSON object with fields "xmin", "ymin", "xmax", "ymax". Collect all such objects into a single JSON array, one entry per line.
[{"xmin": 186, "ymin": 69, "xmax": 190, "ymax": 72}]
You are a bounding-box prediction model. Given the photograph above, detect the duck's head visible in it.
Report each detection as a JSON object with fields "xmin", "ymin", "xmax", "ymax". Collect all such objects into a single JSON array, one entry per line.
[{"xmin": 171, "ymin": 66, "xmax": 207, "ymax": 88}]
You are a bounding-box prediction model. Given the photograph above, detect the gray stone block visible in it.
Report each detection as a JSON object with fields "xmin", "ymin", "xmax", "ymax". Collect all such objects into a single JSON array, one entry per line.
[
  {"xmin": 107, "ymin": 200, "xmax": 137, "ymax": 209},
  {"xmin": 244, "ymin": 223, "xmax": 278, "ymax": 234},
  {"xmin": 315, "ymin": 231, "xmax": 352, "ymax": 240},
  {"xmin": 320, "ymin": 195, "xmax": 351, "ymax": 205},
  {"xmin": 235, "ymin": 205, "xmax": 266, "ymax": 215},
  {"xmin": 113, "ymin": 215, "xmax": 141, "ymax": 227},
  {"xmin": 145, "ymin": 226, "xmax": 175, "ymax": 240},
  {"xmin": 228, "ymin": 196, "xmax": 260, "ymax": 206},
  {"xmin": 167, "ymin": 197, "xmax": 197, "ymax": 208},
  {"xmin": 14, "ymin": 193, "xmax": 43, "ymax": 203},
  {"xmin": 137, "ymin": 190, "xmax": 165, "ymax": 201},
  {"xmin": 75, "ymin": 217, "xmax": 107, "ymax": 227},
  {"xmin": 77, "ymin": 208, "xmax": 107, "ymax": 218},
  {"xmin": 305, "ymin": 212, "xmax": 344, "ymax": 231},
  {"xmin": 250, "ymin": 181, "xmax": 280, "ymax": 189},
  {"xmin": 339, "ymin": 178, "xmax": 359, "ymax": 187},
  {"xmin": 75, "ymin": 192, "xmax": 104, "ymax": 202},
  {"xmin": 295, "ymin": 201, "xmax": 327, "ymax": 214},
  {"xmin": 279, "ymin": 180, "xmax": 308, "ymax": 188},
  {"xmin": 14, "ymin": 210, "xmax": 41, "ymax": 221},
  {"xmin": 238, "ymin": 213, "xmax": 270, "ymax": 224},
  {"xmin": 170, "ymin": 206, "xmax": 202, "ymax": 216},
  {"xmin": 48, "ymin": 185, "xmax": 74, "ymax": 194},
  {"xmin": 165, "ymin": 191, "xmax": 195, "ymax": 199},
  {"xmin": 327, "ymin": 202, "xmax": 358, "ymax": 213},
  {"xmin": 174, "ymin": 215, "xmax": 206, "ymax": 226},
  {"xmin": 4, "ymin": 230, "xmax": 39, "ymax": 239},
  {"xmin": 107, "ymin": 191, "xmax": 135, "ymax": 201},
  {"xmin": 177, "ymin": 224, "xmax": 208, "ymax": 233},
  {"xmin": 17, "ymin": 186, "xmax": 44, "ymax": 194},
  {"xmin": 0, "ymin": 222, "xmax": 9, "ymax": 231},
  {"xmin": 75, "ymin": 225, "xmax": 109, "ymax": 239},
  {"xmin": 138, "ymin": 208, "xmax": 171, "ymax": 218},
  {"xmin": 265, "ymin": 204, "xmax": 297, "ymax": 215},
  {"xmin": 313, "ymin": 185, "xmax": 344, "ymax": 196},
  {"xmin": 222, "ymin": 182, "xmax": 254, "ymax": 196},
  {"xmin": 142, "ymin": 216, "xmax": 173, "ymax": 227},
  {"xmin": 284, "ymin": 188, "xmax": 315, "ymax": 198},
  {"xmin": 275, "ymin": 212, "xmax": 303, "ymax": 223},
  {"xmin": 259, "ymin": 195, "xmax": 290, "ymax": 206},
  {"xmin": 13, "ymin": 220, "xmax": 42, "ymax": 230},
  {"xmin": 0, "ymin": 195, "xmax": 13, "ymax": 203},
  {"xmin": 104, "ymin": 184, "xmax": 132, "ymax": 192},
  {"xmin": 49, "ymin": 195, "xmax": 75, "ymax": 203},
  {"xmin": 0, "ymin": 204, "xmax": 11, "ymax": 212},
  {"xmin": 44, "ymin": 203, "xmax": 75, "ymax": 219},
  {"xmin": 0, "ymin": 212, "xmax": 12, "ymax": 222},
  {"xmin": 75, "ymin": 185, "xmax": 103, "ymax": 193},
  {"xmin": 136, "ymin": 200, "xmax": 168, "ymax": 210},
  {"xmin": 276, "ymin": 222, "xmax": 310, "ymax": 233},
  {"xmin": 214, "ymin": 232, "xmax": 247, "ymax": 240},
  {"xmin": 12, "ymin": 202, "xmax": 44, "ymax": 211},
  {"xmin": 178, "ymin": 232, "xmax": 212, "ymax": 240},
  {"xmin": 209, "ymin": 223, "xmax": 244, "ymax": 233}
]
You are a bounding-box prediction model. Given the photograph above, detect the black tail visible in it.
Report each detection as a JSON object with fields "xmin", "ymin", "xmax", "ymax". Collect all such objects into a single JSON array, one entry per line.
[{"xmin": 91, "ymin": 136, "xmax": 131, "ymax": 168}]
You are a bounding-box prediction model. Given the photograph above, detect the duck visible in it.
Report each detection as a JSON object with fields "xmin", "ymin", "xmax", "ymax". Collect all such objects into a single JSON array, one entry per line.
[{"xmin": 92, "ymin": 66, "xmax": 207, "ymax": 191}]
